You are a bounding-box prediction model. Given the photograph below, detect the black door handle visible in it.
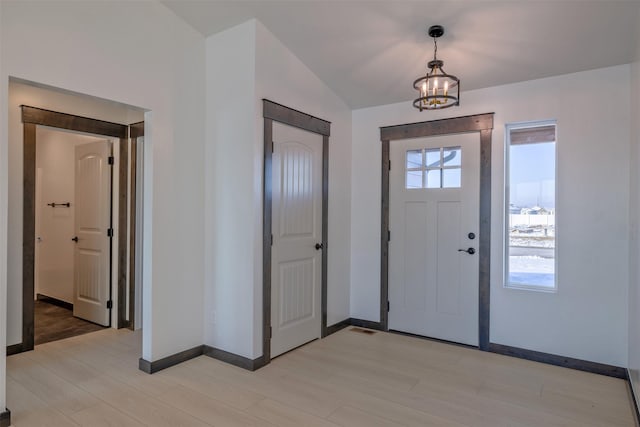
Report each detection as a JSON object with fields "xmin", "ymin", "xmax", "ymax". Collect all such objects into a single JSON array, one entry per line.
[
  {"xmin": 315, "ymin": 243, "xmax": 323, "ymax": 250},
  {"xmin": 71, "ymin": 236, "xmax": 79, "ymax": 242},
  {"xmin": 458, "ymin": 247, "xmax": 475, "ymax": 255}
]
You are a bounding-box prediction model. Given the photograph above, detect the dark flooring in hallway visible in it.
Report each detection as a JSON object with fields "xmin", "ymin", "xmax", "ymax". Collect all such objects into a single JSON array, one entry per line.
[{"xmin": 35, "ymin": 299, "xmax": 106, "ymax": 345}]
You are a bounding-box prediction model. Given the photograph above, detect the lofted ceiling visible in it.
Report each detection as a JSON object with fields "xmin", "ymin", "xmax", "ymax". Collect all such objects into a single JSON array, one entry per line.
[{"xmin": 163, "ymin": 1, "xmax": 640, "ymax": 110}]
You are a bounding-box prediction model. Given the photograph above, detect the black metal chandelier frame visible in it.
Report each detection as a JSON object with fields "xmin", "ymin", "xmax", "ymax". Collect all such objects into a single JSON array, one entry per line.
[{"xmin": 413, "ymin": 25, "xmax": 460, "ymax": 111}]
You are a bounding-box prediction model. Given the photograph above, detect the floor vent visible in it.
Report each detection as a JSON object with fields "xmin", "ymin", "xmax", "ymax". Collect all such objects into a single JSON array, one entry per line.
[{"xmin": 350, "ymin": 327, "xmax": 376, "ymax": 335}]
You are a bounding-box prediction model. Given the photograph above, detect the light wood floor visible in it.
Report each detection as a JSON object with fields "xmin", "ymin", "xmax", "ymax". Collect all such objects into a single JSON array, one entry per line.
[{"xmin": 6, "ymin": 326, "xmax": 638, "ymax": 426}]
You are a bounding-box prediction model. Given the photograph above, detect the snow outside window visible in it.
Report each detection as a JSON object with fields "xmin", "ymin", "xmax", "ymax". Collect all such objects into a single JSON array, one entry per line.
[{"xmin": 505, "ymin": 121, "xmax": 557, "ymax": 292}]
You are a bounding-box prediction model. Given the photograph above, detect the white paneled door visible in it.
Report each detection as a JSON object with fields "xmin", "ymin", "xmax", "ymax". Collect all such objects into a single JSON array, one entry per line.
[
  {"xmin": 271, "ymin": 122, "xmax": 323, "ymax": 358},
  {"xmin": 389, "ymin": 133, "xmax": 480, "ymax": 346},
  {"xmin": 73, "ymin": 140, "xmax": 112, "ymax": 326}
]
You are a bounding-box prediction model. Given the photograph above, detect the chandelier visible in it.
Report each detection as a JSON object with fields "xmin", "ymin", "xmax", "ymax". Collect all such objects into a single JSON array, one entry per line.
[{"xmin": 413, "ymin": 25, "xmax": 460, "ymax": 111}]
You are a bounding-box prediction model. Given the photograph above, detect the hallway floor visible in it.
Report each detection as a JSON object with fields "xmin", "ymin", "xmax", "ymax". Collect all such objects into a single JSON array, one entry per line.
[
  {"xmin": 6, "ymin": 327, "xmax": 638, "ymax": 426},
  {"xmin": 34, "ymin": 300, "xmax": 106, "ymax": 346}
]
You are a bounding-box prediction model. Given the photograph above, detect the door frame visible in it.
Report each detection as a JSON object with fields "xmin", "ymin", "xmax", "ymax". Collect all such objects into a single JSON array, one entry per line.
[
  {"xmin": 262, "ymin": 99, "xmax": 330, "ymax": 365},
  {"xmin": 129, "ymin": 122, "xmax": 144, "ymax": 330},
  {"xmin": 12, "ymin": 106, "xmax": 138, "ymax": 355},
  {"xmin": 380, "ymin": 113, "xmax": 494, "ymax": 350}
]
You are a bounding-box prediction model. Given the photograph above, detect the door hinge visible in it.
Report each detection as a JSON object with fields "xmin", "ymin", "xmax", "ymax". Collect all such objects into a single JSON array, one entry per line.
[
  {"xmin": 270, "ymin": 234, "xmax": 273, "ymax": 245},
  {"xmin": 107, "ymin": 300, "xmax": 113, "ymax": 309},
  {"xmin": 108, "ymin": 156, "xmax": 114, "ymax": 165},
  {"xmin": 387, "ymin": 301, "xmax": 390, "ymax": 312},
  {"xmin": 388, "ymin": 160, "xmax": 391, "ymax": 171},
  {"xmin": 271, "ymin": 141, "xmax": 274, "ymax": 153},
  {"xmin": 388, "ymin": 230, "xmax": 391, "ymax": 242},
  {"xmin": 107, "ymin": 228, "xmax": 114, "ymax": 237}
]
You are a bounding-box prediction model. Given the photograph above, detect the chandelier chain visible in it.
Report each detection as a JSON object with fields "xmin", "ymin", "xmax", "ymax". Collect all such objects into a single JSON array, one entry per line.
[{"xmin": 433, "ymin": 36, "xmax": 438, "ymax": 62}]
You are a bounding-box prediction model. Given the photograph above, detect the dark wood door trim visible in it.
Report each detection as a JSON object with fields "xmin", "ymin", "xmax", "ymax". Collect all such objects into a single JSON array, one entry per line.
[
  {"xmin": 262, "ymin": 117, "xmax": 274, "ymax": 363},
  {"xmin": 117, "ymin": 138, "xmax": 129, "ymax": 329},
  {"xmin": 22, "ymin": 123, "xmax": 37, "ymax": 352},
  {"xmin": 15, "ymin": 106, "xmax": 138, "ymax": 354},
  {"xmin": 21, "ymin": 105, "xmax": 128, "ymax": 138},
  {"xmin": 128, "ymin": 121, "xmax": 144, "ymax": 330},
  {"xmin": 262, "ymin": 99, "xmax": 331, "ymax": 366},
  {"xmin": 380, "ymin": 114, "xmax": 493, "ymax": 141},
  {"xmin": 380, "ymin": 113, "xmax": 494, "ymax": 350},
  {"xmin": 321, "ymin": 135, "xmax": 329, "ymax": 336},
  {"xmin": 263, "ymin": 100, "xmax": 330, "ymax": 137},
  {"xmin": 130, "ymin": 121, "xmax": 144, "ymax": 139},
  {"xmin": 478, "ymin": 128, "xmax": 492, "ymax": 350},
  {"xmin": 380, "ymin": 139, "xmax": 390, "ymax": 330}
]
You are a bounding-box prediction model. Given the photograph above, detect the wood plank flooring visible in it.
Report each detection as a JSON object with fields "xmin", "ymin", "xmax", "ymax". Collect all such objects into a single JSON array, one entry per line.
[
  {"xmin": 6, "ymin": 327, "xmax": 638, "ymax": 426},
  {"xmin": 34, "ymin": 300, "xmax": 106, "ymax": 345}
]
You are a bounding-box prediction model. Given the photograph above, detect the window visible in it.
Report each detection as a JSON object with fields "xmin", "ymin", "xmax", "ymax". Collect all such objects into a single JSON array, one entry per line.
[
  {"xmin": 405, "ymin": 146, "xmax": 461, "ymax": 189},
  {"xmin": 505, "ymin": 121, "xmax": 557, "ymax": 291}
]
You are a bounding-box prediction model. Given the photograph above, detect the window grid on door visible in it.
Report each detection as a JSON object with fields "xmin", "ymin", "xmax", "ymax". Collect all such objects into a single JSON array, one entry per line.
[{"xmin": 405, "ymin": 146, "xmax": 461, "ymax": 189}]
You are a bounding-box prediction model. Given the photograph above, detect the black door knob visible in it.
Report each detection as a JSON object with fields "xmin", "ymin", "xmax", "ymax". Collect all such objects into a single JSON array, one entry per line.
[
  {"xmin": 458, "ymin": 247, "xmax": 475, "ymax": 255},
  {"xmin": 71, "ymin": 236, "xmax": 79, "ymax": 242},
  {"xmin": 315, "ymin": 243, "xmax": 323, "ymax": 250}
]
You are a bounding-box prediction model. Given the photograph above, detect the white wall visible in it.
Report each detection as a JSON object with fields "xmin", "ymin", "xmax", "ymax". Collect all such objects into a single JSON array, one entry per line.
[
  {"xmin": 35, "ymin": 128, "xmax": 104, "ymax": 304},
  {"xmin": 204, "ymin": 20, "xmax": 352, "ymax": 359},
  {"xmin": 0, "ymin": 0, "xmax": 6, "ymax": 412},
  {"xmin": 352, "ymin": 65, "xmax": 630, "ymax": 366},
  {"xmin": 204, "ymin": 21, "xmax": 258, "ymax": 359},
  {"xmin": 629, "ymin": 56, "xmax": 640, "ymax": 395},
  {"xmin": 1, "ymin": 2, "xmax": 206, "ymax": 404},
  {"xmin": 628, "ymin": 6, "xmax": 640, "ymax": 398}
]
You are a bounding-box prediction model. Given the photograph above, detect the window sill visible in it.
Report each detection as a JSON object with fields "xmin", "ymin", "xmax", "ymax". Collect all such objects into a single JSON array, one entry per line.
[{"xmin": 504, "ymin": 283, "xmax": 557, "ymax": 293}]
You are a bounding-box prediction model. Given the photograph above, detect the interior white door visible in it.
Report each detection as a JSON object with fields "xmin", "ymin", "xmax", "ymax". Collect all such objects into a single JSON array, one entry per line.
[
  {"xmin": 389, "ymin": 133, "xmax": 480, "ymax": 346},
  {"xmin": 73, "ymin": 140, "xmax": 112, "ymax": 326},
  {"xmin": 271, "ymin": 121, "xmax": 323, "ymax": 358}
]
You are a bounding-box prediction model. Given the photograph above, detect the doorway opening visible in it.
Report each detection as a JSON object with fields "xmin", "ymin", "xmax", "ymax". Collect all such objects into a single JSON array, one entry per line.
[
  {"xmin": 379, "ymin": 113, "xmax": 494, "ymax": 350},
  {"xmin": 34, "ymin": 127, "xmax": 114, "ymax": 345},
  {"xmin": 7, "ymin": 79, "xmax": 146, "ymax": 354}
]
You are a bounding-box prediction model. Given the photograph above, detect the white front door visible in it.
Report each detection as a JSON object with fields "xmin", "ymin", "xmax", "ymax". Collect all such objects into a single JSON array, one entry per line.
[
  {"xmin": 271, "ymin": 121, "xmax": 323, "ymax": 358},
  {"xmin": 73, "ymin": 140, "xmax": 112, "ymax": 326},
  {"xmin": 389, "ymin": 133, "xmax": 480, "ymax": 346}
]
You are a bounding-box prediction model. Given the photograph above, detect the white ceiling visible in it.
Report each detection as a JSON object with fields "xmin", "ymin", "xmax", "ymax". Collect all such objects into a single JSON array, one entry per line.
[{"xmin": 163, "ymin": 1, "xmax": 640, "ymax": 110}]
